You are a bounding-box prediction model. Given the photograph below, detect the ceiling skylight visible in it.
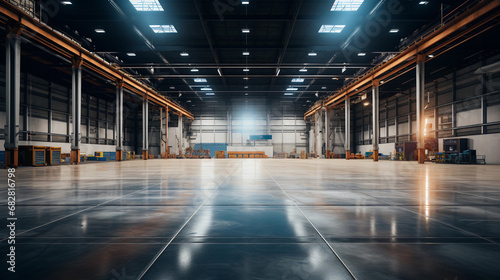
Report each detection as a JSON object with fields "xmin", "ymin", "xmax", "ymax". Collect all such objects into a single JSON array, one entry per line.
[
  {"xmin": 150, "ymin": 25, "xmax": 177, "ymax": 33},
  {"xmin": 129, "ymin": 0, "xmax": 164, "ymax": 11},
  {"xmin": 331, "ymin": 0, "xmax": 364, "ymax": 11},
  {"xmin": 318, "ymin": 25, "xmax": 346, "ymax": 33}
]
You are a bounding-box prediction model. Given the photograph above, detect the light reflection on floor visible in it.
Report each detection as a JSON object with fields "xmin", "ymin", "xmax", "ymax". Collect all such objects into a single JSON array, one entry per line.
[{"xmin": 1, "ymin": 159, "xmax": 500, "ymax": 280}]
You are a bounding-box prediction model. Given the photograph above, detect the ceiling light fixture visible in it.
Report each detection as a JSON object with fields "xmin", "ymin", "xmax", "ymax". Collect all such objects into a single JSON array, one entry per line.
[
  {"xmin": 358, "ymin": 53, "xmax": 366, "ymax": 56},
  {"xmin": 191, "ymin": 68, "xmax": 199, "ymax": 72},
  {"xmin": 149, "ymin": 25, "xmax": 177, "ymax": 33},
  {"xmin": 342, "ymin": 66, "xmax": 347, "ymax": 73},
  {"xmin": 180, "ymin": 52, "xmax": 189, "ymax": 57},
  {"xmin": 389, "ymin": 29, "xmax": 399, "ymax": 33},
  {"xmin": 287, "ymin": 87, "xmax": 299, "ymax": 91},
  {"xmin": 126, "ymin": 53, "xmax": 136, "ymax": 57},
  {"xmin": 242, "ymin": 29, "xmax": 250, "ymax": 33},
  {"xmin": 299, "ymin": 68, "xmax": 308, "ymax": 72},
  {"xmin": 201, "ymin": 87, "xmax": 213, "ymax": 91},
  {"xmin": 62, "ymin": 1, "xmax": 72, "ymax": 5},
  {"xmin": 94, "ymin": 29, "xmax": 106, "ymax": 33},
  {"xmin": 242, "ymin": 1, "xmax": 249, "ymax": 4},
  {"xmin": 206, "ymin": 92, "xmax": 215, "ymax": 96},
  {"xmin": 243, "ymin": 68, "xmax": 250, "ymax": 72},
  {"xmin": 129, "ymin": 0, "xmax": 164, "ymax": 11},
  {"xmin": 292, "ymin": 78, "xmax": 305, "ymax": 83},
  {"xmin": 419, "ymin": 1, "xmax": 429, "ymax": 5},
  {"xmin": 318, "ymin": 25, "xmax": 346, "ymax": 33},
  {"xmin": 331, "ymin": 0, "xmax": 365, "ymax": 11},
  {"xmin": 276, "ymin": 68, "xmax": 281, "ymax": 76},
  {"xmin": 284, "ymin": 93, "xmax": 294, "ymax": 96},
  {"xmin": 217, "ymin": 68, "xmax": 222, "ymax": 76},
  {"xmin": 308, "ymin": 52, "xmax": 317, "ymax": 56},
  {"xmin": 194, "ymin": 78, "xmax": 207, "ymax": 83},
  {"xmin": 243, "ymin": 51, "xmax": 250, "ymax": 56}
]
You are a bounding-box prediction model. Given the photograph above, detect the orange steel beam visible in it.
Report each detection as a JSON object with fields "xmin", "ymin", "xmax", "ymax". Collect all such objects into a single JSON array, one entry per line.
[
  {"xmin": 304, "ymin": 0, "xmax": 500, "ymax": 118},
  {"xmin": 0, "ymin": 1, "xmax": 194, "ymax": 120}
]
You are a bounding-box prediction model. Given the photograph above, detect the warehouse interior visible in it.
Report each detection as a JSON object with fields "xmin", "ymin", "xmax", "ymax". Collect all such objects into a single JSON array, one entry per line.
[{"xmin": 1, "ymin": 0, "xmax": 500, "ymax": 279}]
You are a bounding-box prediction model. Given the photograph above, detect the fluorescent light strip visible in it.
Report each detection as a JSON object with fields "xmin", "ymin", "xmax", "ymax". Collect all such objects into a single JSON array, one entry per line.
[
  {"xmin": 292, "ymin": 78, "xmax": 305, "ymax": 83},
  {"xmin": 95, "ymin": 29, "xmax": 106, "ymax": 33}
]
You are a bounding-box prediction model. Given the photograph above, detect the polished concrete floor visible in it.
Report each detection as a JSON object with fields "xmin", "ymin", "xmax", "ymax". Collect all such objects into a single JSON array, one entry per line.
[{"xmin": 1, "ymin": 159, "xmax": 500, "ymax": 280}]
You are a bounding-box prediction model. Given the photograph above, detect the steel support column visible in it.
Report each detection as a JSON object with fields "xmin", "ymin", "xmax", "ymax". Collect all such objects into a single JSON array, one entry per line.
[
  {"xmin": 178, "ymin": 114, "xmax": 183, "ymax": 156},
  {"xmin": 70, "ymin": 57, "xmax": 83, "ymax": 164},
  {"xmin": 165, "ymin": 107, "xmax": 169, "ymax": 155},
  {"xmin": 48, "ymin": 83, "xmax": 53, "ymax": 142},
  {"xmin": 116, "ymin": 81, "xmax": 124, "ymax": 161},
  {"xmin": 481, "ymin": 74, "xmax": 487, "ymax": 134},
  {"xmin": 142, "ymin": 97, "xmax": 149, "ymax": 160},
  {"xmin": 5, "ymin": 30, "xmax": 21, "ymax": 168},
  {"xmin": 345, "ymin": 98, "xmax": 351, "ymax": 160},
  {"xmin": 416, "ymin": 55, "xmax": 426, "ymax": 164},
  {"xmin": 324, "ymin": 108, "xmax": 329, "ymax": 154},
  {"xmin": 372, "ymin": 80, "xmax": 380, "ymax": 162}
]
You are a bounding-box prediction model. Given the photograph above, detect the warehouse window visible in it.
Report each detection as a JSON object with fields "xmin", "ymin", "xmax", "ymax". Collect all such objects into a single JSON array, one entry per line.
[
  {"xmin": 129, "ymin": 0, "xmax": 164, "ymax": 11},
  {"xmin": 331, "ymin": 0, "xmax": 364, "ymax": 11}
]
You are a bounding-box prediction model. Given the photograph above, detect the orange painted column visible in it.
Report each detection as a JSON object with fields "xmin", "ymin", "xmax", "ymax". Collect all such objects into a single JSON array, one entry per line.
[
  {"xmin": 70, "ymin": 149, "xmax": 80, "ymax": 164},
  {"xmin": 5, "ymin": 148, "xmax": 19, "ymax": 168}
]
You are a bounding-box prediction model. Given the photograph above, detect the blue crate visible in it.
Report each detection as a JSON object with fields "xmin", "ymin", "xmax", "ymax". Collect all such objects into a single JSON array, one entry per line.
[
  {"xmin": 102, "ymin": 152, "xmax": 116, "ymax": 161},
  {"xmin": 35, "ymin": 151, "xmax": 45, "ymax": 165},
  {"xmin": 52, "ymin": 151, "xmax": 61, "ymax": 165}
]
